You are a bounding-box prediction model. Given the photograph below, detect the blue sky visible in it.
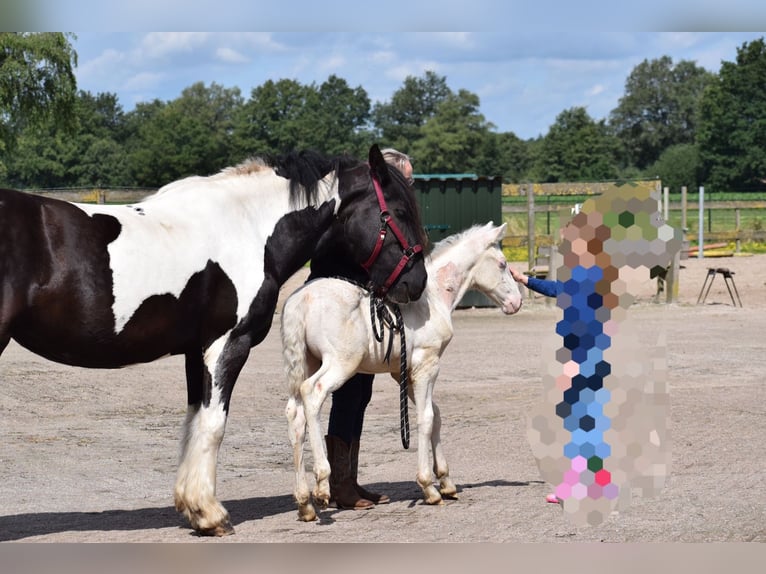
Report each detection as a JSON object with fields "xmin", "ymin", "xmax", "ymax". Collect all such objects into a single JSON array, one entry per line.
[{"xmin": 71, "ymin": 32, "xmax": 765, "ymax": 140}]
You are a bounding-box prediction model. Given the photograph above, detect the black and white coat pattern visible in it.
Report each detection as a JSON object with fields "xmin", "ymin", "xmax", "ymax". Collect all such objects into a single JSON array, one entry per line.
[{"xmin": 0, "ymin": 144, "xmax": 427, "ymax": 535}]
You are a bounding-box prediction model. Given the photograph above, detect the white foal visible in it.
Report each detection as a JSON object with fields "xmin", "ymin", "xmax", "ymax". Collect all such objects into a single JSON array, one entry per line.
[{"xmin": 281, "ymin": 222, "xmax": 522, "ymax": 521}]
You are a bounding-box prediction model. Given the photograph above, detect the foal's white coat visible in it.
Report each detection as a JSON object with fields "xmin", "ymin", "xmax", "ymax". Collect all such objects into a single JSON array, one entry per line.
[{"xmin": 281, "ymin": 222, "xmax": 522, "ymax": 521}]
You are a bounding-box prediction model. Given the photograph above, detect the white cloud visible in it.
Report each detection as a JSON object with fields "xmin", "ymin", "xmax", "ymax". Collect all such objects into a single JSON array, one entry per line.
[
  {"xmin": 216, "ymin": 47, "xmax": 249, "ymax": 64},
  {"xmin": 138, "ymin": 33, "xmax": 210, "ymax": 59},
  {"xmin": 77, "ymin": 48, "xmax": 125, "ymax": 82},
  {"xmin": 318, "ymin": 55, "xmax": 346, "ymax": 74},
  {"xmin": 587, "ymin": 84, "xmax": 605, "ymax": 96},
  {"xmin": 124, "ymin": 71, "xmax": 164, "ymax": 91},
  {"xmin": 370, "ymin": 50, "xmax": 396, "ymax": 64}
]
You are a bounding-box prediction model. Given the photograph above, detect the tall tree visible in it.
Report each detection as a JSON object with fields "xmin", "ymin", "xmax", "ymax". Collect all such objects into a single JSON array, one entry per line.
[
  {"xmin": 697, "ymin": 37, "xmax": 766, "ymax": 192},
  {"xmin": 411, "ymin": 89, "xmax": 493, "ymax": 173},
  {"xmin": 5, "ymin": 90, "xmax": 130, "ymax": 188},
  {"xmin": 609, "ymin": 56, "xmax": 714, "ymax": 170},
  {"xmin": 371, "ymin": 71, "xmax": 451, "ymax": 152},
  {"xmin": 645, "ymin": 143, "xmax": 702, "ymax": 192},
  {"xmin": 233, "ymin": 78, "xmax": 313, "ymax": 155},
  {"xmin": 474, "ymin": 131, "xmax": 531, "ymax": 181},
  {"xmin": 0, "ymin": 32, "xmax": 77, "ymax": 180},
  {"xmin": 534, "ymin": 107, "xmax": 618, "ymax": 182},
  {"xmin": 128, "ymin": 82, "xmax": 242, "ymax": 186},
  {"xmin": 309, "ymin": 75, "xmax": 371, "ymax": 156},
  {"xmin": 233, "ymin": 76, "xmax": 370, "ymax": 158},
  {"xmin": 66, "ymin": 91, "xmax": 130, "ymax": 186}
]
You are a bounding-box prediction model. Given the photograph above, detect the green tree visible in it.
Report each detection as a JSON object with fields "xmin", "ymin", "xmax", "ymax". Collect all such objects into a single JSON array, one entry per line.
[
  {"xmin": 308, "ymin": 75, "xmax": 371, "ymax": 156},
  {"xmin": 474, "ymin": 131, "xmax": 531, "ymax": 181},
  {"xmin": 4, "ymin": 90, "xmax": 130, "ymax": 188},
  {"xmin": 645, "ymin": 143, "xmax": 702, "ymax": 192},
  {"xmin": 66, "ymin": 91, "xmax": 130, "ymax": 186},
  {"xmin": 0, "ymin": 32, "xmax": 78, "ymax": 179},
  {"xmin": 535, "ymin": 107, "xmax": 618, "ymax": 182},
  {"xmin": 411, "ymin": 89, "xmax": 493, "ymax": 173},
  {"xmin": 122, "ymin": 98, "xmax": 166, "ymax": 186},
  {"xmin": 233, "ymin": 76, "xmax": 370, "ymax": 158},
  {"xmin": 610, "ymin": 56, "xmax": 714, "ymax": 170},
  {"xmin": 127, "ymin": 82, "xmax": 242, "ymax": 186},
  {"xmin": 233, "ymin": 79, "xmax": 315, "ymax": 155},
  {"xmin": 371, "ymin": 71, "xmax": 451, "ymax": 152},
  {"xmin": 697, "ymin": 37, "xmax": 766, "ymax": 192}
]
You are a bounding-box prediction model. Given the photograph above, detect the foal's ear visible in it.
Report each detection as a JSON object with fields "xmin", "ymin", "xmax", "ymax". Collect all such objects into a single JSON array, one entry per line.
[
  {"xmin": 495, "ymin": 222, "xmax": 508, "ymax": 242},
  {"xmin": 483, "ymin": 221, "xmax": 507, "ymax": 246},
  {"xmin": 368, "ymin": 144, "xmax": 391, "ymax": 186}
]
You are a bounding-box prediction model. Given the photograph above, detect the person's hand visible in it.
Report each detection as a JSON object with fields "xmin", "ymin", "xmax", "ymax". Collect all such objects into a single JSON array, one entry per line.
[{"xmin": 509, "ymin": 266, "xmax": 527, "ymax": 285}]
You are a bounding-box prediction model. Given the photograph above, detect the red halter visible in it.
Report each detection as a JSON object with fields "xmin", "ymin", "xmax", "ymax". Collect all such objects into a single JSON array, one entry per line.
[{"xmin": 360, "ymin": 172, "xmax": 423, "ymax": 296}]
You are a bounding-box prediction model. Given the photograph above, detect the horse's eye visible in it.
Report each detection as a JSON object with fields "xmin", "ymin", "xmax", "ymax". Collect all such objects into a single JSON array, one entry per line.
[{"xmin": 393, "ymin": 209, "xmax": 408, "ymax": 220}]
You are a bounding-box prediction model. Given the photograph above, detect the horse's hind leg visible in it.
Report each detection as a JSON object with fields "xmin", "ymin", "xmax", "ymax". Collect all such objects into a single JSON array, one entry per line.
[
  {"xmin": 286, "ymin": 395, "xmax": 316, "ymax": 521},
  {"xmin": 431, "ymin": 400, "xmax": 457, "ymax": 499},
  {"xmin": 174, "ymin": 333, "xmax": 250, "ymax": 536}
]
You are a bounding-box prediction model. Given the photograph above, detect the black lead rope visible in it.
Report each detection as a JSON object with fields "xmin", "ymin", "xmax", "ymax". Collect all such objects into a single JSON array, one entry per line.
[
  {"xmin": 369, "ymin": 295, "xmax": 410, "ymax": 449},
  {"xmin": 393, "ymin": 304, "xmax": 410, "ymax": 450},
  {"xmin": 332, "ymin": 276, "xmax": 410, "ymax": 449}
]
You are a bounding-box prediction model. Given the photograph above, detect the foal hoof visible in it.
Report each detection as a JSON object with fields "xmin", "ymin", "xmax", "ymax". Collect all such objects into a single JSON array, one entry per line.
[
  {"xmin": 197, "ymin": 520, "xmax": 235, "ymax": 537},
  {"xmin": 298, "ymin": 505, "xmax": 318, "ymax": 522},
  {"xmin": 423, "ymin": 486, "xmax": 444, "ymax": 506},
  {"xmin": 313, "ymin": 495, "xmax": 330, "ymax": 510}
]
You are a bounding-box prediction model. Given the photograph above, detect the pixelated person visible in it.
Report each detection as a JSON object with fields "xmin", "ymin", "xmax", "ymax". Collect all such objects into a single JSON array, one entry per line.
[{"xmin": 513, "ymin": 189, "xmax": 682, "ymax": 526}]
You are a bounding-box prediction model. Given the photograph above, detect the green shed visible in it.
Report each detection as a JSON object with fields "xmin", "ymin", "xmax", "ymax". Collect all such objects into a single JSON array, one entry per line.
[{"xmin": 412, "ymin": 174, "xmax": 504, "ymax": 308}]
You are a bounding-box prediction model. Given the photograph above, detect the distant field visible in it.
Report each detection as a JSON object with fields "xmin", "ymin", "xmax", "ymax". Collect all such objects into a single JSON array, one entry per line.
[{"xmin": 501, "ymin": 193, "xmax": 766, "ymax": 260}]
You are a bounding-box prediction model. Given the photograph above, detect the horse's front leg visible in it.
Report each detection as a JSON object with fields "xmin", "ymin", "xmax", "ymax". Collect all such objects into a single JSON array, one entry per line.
[
  {"xmin": 431, "ymin": 400, "xmax": 457, "ymax": 499},
  {"xmin": 409, "ymin": 365, "xmax": 443, "ymax": 505},
  {"xmin": 300, "ymin": 366, "xmax": 341, "ymax": 511},
  {"xmin": 285, "ymin": 395, "xmax": 315, "ymax": 521},
  {"xmin": 174, "ymin": 332, "xmax": 250, "ymax": 536}
]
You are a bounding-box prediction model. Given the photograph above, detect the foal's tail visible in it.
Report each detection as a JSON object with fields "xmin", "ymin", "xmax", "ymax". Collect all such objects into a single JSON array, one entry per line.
[{"xmin": 280, "ymin": 289, "xmax": 310, "ymax": 397}]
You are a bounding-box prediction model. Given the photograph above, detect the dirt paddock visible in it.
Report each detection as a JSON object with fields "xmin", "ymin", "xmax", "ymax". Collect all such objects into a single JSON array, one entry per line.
[{"xmin": 0, "ymin": 254, "xmax": 764, "ymax": 543}]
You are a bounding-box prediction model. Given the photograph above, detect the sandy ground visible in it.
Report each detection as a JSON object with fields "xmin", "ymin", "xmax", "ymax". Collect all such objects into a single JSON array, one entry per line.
[{"xmin": 0, "ymin": 253, "xmax": 764, "ymax": 543}]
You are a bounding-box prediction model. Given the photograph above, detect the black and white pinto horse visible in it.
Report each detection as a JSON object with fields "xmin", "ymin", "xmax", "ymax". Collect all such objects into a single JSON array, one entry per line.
[
  {"xmin": 282, "ymin": 223, "xmax": 522, "ymax": 521},
  {"xmin": 0, "ymin": 144, "xmax": 427, "ymax": 536}
]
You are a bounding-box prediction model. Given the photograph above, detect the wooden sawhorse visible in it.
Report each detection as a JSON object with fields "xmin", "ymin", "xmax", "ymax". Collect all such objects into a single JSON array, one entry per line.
[{"xmin": 696, "ymin": 267, "xmax": 742, "ymax": 307}]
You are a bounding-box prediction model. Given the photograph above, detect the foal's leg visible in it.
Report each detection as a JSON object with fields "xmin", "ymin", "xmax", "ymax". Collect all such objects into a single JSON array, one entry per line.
[
  {"xmin": 174, "ymin": 332, "xmax": 250, "ymax": 536},
  {"xmin": 285, "ymin": 395, "xmax": 315, "ymax": 521},
  {"xmin": 408, "ymin": 367, "xmax": 443, "ymax": 505},
  {"xmin": 430, "ymin": 400, "xmax": 457, "ymax": 498},
  {"xmin": 300, "ymin": 363, "xmax": 349, "ymax": 510}
]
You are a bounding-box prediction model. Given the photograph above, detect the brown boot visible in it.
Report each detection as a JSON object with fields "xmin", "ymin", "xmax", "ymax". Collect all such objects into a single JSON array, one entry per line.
[
  {"xmin": 326, "ymin": 435, "xmax": 373, "ymax": 510},
  {"xmin": 349, "ymin": 438, "xmax": 390, "ymax": 504}
]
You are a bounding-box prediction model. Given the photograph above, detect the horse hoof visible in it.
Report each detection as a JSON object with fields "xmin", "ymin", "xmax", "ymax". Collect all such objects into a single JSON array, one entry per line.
[
  {"xmin": 440, "ymin": 484, "xmax": 459, "ymax": 499},
  {"xmin": 197, "ymin": 521, "xmax": 235, "ymax": 537},
  {"xmin": 424, "ymin": 495, "xmax": 444, "ymax": 505},
  {"xmin": 298, "ymin": 505, "xmax": 318, "ymax": 522}
]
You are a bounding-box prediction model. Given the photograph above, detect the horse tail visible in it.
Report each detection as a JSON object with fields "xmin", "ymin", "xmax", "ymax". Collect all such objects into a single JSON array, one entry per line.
[{"xmin": 280, "ymin": 288, "xmax": 309, "ymax": 398}]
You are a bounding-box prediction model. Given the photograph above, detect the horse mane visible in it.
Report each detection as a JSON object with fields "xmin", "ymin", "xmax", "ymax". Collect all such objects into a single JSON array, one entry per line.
[
  {"xmin": 386, "ymin": 163, "xmax": 429, "ymax": 248},
  {"xmin": 428, "ymin": 224, "xmax": 484, "ymax": 260},
  {"xmin": 262, "ymin": 149, "xmax": 359, "ymax": 208},
  {"xmin": 199, "ymin": 150, "xmax": 361, "ymax": 207}
]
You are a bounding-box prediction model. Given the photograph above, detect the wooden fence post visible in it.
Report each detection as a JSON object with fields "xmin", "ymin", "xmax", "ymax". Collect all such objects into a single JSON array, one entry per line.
[
  {"xmin": 527, "ymin": 184, "xmax": 535, "ymax": 270},
  {"xmin": 665, "ymin": 250, "xmax": 680, "ymax": 304}
]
